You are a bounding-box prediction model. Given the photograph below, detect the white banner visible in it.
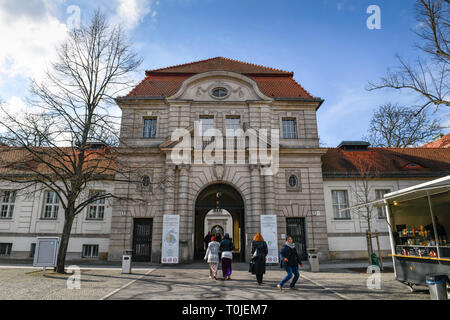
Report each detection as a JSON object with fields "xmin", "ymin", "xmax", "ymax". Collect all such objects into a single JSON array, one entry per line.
[
  {"xmin": 260, "ymin": 215, "xmax": 279, "ymax": 263},
  {"xmin": 161, "ymin": 214, "xmax": 180, "ymax": 264}
]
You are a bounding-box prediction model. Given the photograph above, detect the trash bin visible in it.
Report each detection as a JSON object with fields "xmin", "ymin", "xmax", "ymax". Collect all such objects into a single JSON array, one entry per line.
[
  {"xmin": 308, "ymin": 248, "xmax": 320, "ymax": 273},
  {"xmin": 371, "ymin": 253, "xmax": 381, "ymax": 270},
  {"xmin": 122, "ymin": 249, "xmax": 133, "ymax": 274},
  {"xmin": 426, "ymin": 275, "xmax": 448, "ymax": 300}
]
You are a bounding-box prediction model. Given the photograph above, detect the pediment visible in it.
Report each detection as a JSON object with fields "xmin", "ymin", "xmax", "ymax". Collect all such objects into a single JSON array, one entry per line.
[{"xmin": 167, "ymin": 71, "xmax": 273, "ymax": 102}]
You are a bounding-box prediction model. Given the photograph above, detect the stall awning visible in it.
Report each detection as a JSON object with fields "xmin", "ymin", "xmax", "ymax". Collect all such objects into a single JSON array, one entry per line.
[{"xmin": 340, "ymin": 175, "xmax": 450, "ymax": 212}]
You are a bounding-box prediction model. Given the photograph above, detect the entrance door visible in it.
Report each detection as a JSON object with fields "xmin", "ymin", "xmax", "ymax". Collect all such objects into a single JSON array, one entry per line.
[
  {"xmin": 286, "ymin": 218, "xmax": 307, "ymax": 261},
  {"xmin": 195, "ymin": 184, "xmax": 245, "ymax": 261},
  {"xmin": 132, "ymin": 218, "xmax": 153, "ymax": 262}
]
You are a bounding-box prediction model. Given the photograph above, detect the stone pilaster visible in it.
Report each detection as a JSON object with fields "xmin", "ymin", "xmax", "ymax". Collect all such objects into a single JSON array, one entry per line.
[
  {"xmin": 263, "ymin": 168, "xmax": 276, "ymax": 214},
  {"xmin": 249, "ymin": 164, "xmax": 262, "ymax": 238},
  {"xmin": 163, "ymin": 163, "xmax": 176, "ymax": 214},
  {"xmin": 177, "ymin": 164, "xmax": 190, "ymax": 262}
]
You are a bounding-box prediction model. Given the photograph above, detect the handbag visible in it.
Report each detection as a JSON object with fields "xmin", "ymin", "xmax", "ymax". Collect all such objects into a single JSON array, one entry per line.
[
  {"xmin": 248, "ymin": 261, "xmax": 255, "ymax": 273},
  {"xmin": 251, "ymin": 247, "xmax": 259, "ymax": 261}
]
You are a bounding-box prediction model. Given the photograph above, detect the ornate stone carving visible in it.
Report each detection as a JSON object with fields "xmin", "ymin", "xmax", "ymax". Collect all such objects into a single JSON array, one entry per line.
[
  {"xmin": 195, "ymin": 81, "xmax": 246, "ymax": 100},
  {"xmin": 213, "ymin": 164, "xmax": 225, "ymax": 180}
]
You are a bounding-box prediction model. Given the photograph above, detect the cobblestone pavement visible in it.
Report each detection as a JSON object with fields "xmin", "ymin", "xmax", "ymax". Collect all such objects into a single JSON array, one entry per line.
[
  {"xmin": 0, "ymin": 263, "xmax": 434, "ymax": 300},
  {"xmin": 0, "ymin": 267, "xmax": 155, "ymax": 300},
  {"xmin": 105, "ymin": 263, "xmax": 431, "ymax": 300}
]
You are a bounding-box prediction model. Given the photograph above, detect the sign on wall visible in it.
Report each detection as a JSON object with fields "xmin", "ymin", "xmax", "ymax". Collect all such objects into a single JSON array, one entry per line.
[
  {"xmin": 161, "ymin": 214, "xmax": 180, "ymax": 264},
  {"xmin": 260, "ymin": 215, "xmax": 279, "ymax": 263},
  {"xmin": 33, "ymin": 237, "xmax": 59, "ymax": 267}
]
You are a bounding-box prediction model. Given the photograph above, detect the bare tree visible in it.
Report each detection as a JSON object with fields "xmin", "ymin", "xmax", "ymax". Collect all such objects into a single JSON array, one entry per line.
[
  {"xmin": 0, "ymin": 11, "xmax": 145, "ymax": 273},
  {"xmin": 350, "ymin": 157, "xmax": 379, "ymax": 263},
  {"xmin": 0, "ymin": 110, "xmax": 56, "ymax": 147},
  {"xmin": 363, "ymin": 103, "xmax": 441, "ymax": 147},
  {"xmin": 368, "ymin": 0, "xmax": 449, "ymax": 113}
]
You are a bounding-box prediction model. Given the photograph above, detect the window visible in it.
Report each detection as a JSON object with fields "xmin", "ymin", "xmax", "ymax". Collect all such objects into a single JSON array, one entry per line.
[
  {"xmin": 288, "ymin": 175, "xmax": 298, "ymax": 188},
  {"xmin": 225, "ymin": 116, "xmax": 241, "ymax": 135},
  {"xmin": 87, "ymin": 191, "xmax": 106, "ymax": 220},
  {"xmin": 143, "ymin": 118, "xmax": 157, "ymax": 138},
  {"xmin": 42, "ymin": 191, "xmax": 59, "ymax": 219},
  {"xmin": 212, "ymin": 87, "xmax": 228, "ymax": 98},
  {"xmin": 286, "ymin": 171, "xmax": 301, "ymax": 192},
  {"xmin": 82, "ymin": 244, "xmax": 99, "ymax": 258},
  {"xmin": 0, "ymin": 190, "xmax": 16, "ymax": 219},
  {"xmin": 282, "ymin": 118, "xmax": 297, "ymax": 139},
  {"xmin": 375, "ymin": 189, "xmax": 390, "ymax": 218},
  {"xmin": 404, "ymin": 163, "xmax": 424, "ymax": 169},
  {"xmin": 199, "ymin": 116, "xmax": 214, "ymax": 136},
  {"xmin": 332, "ymin": 190, "xmax": 350, "ymax": 219},
  {"xmin": 0, "ymin": 243, "xmax": 12, "ymax": 256},
  {"xmin": 30, "ymin": 243, "xmax": 36, "ymax": 258},
  {"xmin": 142, "ymin": 175, "xmax": 150, "ymax": 187}
]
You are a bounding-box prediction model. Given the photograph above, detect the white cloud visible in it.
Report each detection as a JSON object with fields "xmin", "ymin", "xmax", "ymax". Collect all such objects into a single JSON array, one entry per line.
[
  {"xmin": 3, "ymin": 96, "xmax": 28, "ymax": 114},
  {"xmin": 0, "ymin": 0, "xmax": 68, "ymax": 81},
  {"xmin": 114, "ymin": 0, "xmax": 158, "ymax": 30}
]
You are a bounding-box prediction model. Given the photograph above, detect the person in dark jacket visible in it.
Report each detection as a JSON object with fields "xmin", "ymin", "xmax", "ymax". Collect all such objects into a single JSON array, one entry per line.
[
  {"xmin": 219, "ymin": 233, "xmax": 235, "ymax": 280},
  {"xmin": 277, "ymin": 236, "xmax": 302, "ymax": 290},
  {"xmin": 250, "ymin": 233, "xmax": 268, "ymax": 285},
  {"xmin": 204, "ymin": 231, "xmax": 212, "ymax": 250}
]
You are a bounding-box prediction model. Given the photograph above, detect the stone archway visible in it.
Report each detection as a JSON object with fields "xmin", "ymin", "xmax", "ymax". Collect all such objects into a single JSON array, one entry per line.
[{"xmin": 194, "ymin": 183, "xmax": 245, "ymax": 261}]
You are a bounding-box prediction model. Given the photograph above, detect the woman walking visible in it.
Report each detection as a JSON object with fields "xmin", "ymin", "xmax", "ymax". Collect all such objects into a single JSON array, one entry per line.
[
  {"xmin": 277, "ymin": 236, "xmax": 303, "ymax": 290},
  {"xmin": 204, "ymin": 236, "xmax": 220, "ymax": 280},
  {"xmin": 219, "ymin": 233, "xmax": 235, "ymax": 280},
  {"xmin": 250, "ymin": 233, "xmax": 268, "ymax": 285}
]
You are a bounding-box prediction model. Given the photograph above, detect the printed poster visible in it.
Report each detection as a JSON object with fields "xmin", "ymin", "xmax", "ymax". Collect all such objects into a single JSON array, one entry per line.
[
  {"xmin": 260, "ymin": 215, "xmax": 279, "ymax": 263},
  {"xmin": 161, "ymin": 214, "xmax": 180, "ymax": 264}
]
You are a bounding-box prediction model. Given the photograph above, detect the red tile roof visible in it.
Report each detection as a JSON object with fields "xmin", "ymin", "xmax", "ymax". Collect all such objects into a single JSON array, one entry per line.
[
  {"xmin": 147, "ymin": 56, "xmax": 294, "ymax": 75},
  {"xmin": 421, "ymin": 133, "xmax": 450, "ymax": 148},
  {"xmin": 123, "ymin": 57, "xmax": 321, "ymax": 100},
  {"xmin": 322, "ymin": 147, "xmax": 450, "ymax": 178},
  {"xmin": 0, "ymin": 146, "xmax": 116, "ymax": 177}
]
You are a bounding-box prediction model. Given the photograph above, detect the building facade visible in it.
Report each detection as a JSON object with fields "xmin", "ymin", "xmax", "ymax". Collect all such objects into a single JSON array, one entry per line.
[
  {"xmin": 1, "ymin": 58, "xmax": 449, "ymax": 264},
  {"xmin": 321, "ymin": 143, "xmax": 450, "ymax": 259},
  {"xmin": 108, "ymin": 57, "xmax": 330, "ymax": 263},
  {"xmin": 0, "ymin": 180, "xmax": 114, "ymax": 260}
]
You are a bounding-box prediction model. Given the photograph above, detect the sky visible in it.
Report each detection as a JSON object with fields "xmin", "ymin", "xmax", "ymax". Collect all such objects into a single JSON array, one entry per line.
[{"xmin": 0, "ymin": 0, "xmax": 448, "ymax": 147}]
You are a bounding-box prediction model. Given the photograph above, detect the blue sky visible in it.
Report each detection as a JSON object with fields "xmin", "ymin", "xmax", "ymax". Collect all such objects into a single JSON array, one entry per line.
[{"xmin": 0, "ymin": 0, "xmax": 448, "ymax": 147}]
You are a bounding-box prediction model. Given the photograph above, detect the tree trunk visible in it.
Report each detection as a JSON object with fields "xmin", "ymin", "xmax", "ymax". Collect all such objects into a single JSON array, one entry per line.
[
  {"xmin": 366, "ymin": 208, "xmax": 374, "ymax": 264},
  {"xmin": 55, "ymin": 210, "xmax": 75, "ymax": 273}
]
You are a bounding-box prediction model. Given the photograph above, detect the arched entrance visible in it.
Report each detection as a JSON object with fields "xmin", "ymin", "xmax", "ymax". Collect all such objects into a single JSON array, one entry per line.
[{"xmin": 195, "ymin": 183, "xmax": 245, "ymax": 261}]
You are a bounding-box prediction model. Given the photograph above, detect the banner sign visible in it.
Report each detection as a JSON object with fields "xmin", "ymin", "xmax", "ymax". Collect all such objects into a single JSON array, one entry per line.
[
  {"xmin": 260, "ymin": 215, "xmax": 279, "ymax": 263},
  {"xmin": 161, "ymin": 214, "xmax": 180, "ymax": 264}
]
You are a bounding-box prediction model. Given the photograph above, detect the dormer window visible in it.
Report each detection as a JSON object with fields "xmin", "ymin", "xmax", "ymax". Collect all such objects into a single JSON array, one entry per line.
[
  {"xmin": 211, "ymin": 87, "xmax": 228, "ymax": 98},
  {"xmin": 404, "ymin": 163, "xmax": 424, "ymax": 169}
]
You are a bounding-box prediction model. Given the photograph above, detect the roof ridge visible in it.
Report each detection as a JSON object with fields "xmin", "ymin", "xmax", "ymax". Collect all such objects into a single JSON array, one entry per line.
[
  {"xmin": 145, "ymin": 56, "xmax": 293, "ymax": 75},
  {"xmin": 147, "ymin": 57, "xmax": 220, "ymax": 73}
]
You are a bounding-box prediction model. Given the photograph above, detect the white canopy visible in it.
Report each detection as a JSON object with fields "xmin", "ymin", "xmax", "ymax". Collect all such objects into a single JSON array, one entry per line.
[{"xmin": 341, "ymin": 175, "xmax": 450, "ymax": 212}]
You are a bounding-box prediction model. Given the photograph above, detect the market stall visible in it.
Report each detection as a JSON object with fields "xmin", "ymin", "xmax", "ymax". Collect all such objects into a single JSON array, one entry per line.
[
  {"xmin": 382, "ymin": 176, "xmax": 450, "ymax": 288},
  {"xmin": 343, "ymin": 176, "xmax": 450, "ymax": 289}
]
